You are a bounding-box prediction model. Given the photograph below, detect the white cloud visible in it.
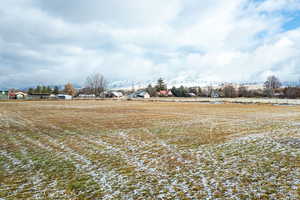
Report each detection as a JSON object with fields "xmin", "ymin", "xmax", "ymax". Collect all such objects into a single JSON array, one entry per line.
[
  {"xmin": 0, "ymin": 0, "xmax": 300, "ymax": 89},
  {"xmin": 35, "ymin": 0, "xmax": 182, "ymax": 27},
  {"xmin": 257, "ymin": 0, "xmax": 300, "ymax": 12}
]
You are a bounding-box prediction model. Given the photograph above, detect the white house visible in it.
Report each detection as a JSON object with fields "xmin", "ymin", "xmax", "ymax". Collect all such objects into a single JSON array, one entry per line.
[
  {"xmin": 15, "ymin": 92, "xmax": 27, "ymax": 99},
  {"xmin": 129, "ymin": 91, "xmax": 150, "ymax": 99},
  {"xmin": 111, "ymin": 91, "xmax": 124, "ymax": 98},
  {"xmin": 57, "ymin": 94, "xmax": 72, "ymax": 100},
  {"xmin": 211, "ymin": 90, "xmax": 220, "ymax": 98}
]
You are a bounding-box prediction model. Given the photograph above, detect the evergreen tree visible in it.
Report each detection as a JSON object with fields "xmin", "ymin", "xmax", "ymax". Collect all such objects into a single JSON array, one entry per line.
[
  {"xmin": 155, "ymin": 78, "xmax": 167, "ymax": 92},
  {"xmin": 42, "ymin": 86, "xmax": 48, "ymax": 94},
  {"xmin": 53, "ymin": 86, "xmax": 59, "ymax": 95},
  {"xmin": 35, "ymin": 85, "xmax": 42, "ymax": 94},
  {"xmin": 171, "ymin": 87, "xmax": 177, "ymax": 97},
  {"xmin": 28, "ymin": 88, "xmax": 34, "ymax": 95},
  {"xmin": 47, "ymin": 86, "xmax": 52, "ymax": 93},
  {"xmin": 178, "ymin": 85, "xmax": 188, "ymax": 97},
  {"xmin": 171, "ymin": 86, "xmax": 188, "ymax": 97}
]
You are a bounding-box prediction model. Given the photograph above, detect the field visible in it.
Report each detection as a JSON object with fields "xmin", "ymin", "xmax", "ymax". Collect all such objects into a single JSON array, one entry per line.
[{"xmin": 0, "ymin": 100, "xmax": 300, "ymax": 199}]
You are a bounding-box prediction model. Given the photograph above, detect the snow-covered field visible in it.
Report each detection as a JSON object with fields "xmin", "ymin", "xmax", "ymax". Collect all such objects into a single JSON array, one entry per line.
[{"xmin": 0, "ymin": 100, "xmax": 299, "ymax": 199}]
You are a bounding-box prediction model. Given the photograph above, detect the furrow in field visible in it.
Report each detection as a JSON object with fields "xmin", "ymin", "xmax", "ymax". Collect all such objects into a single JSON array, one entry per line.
[
  {"xmin": 0, "ymin": 141, "xmax": 47, "ymax": 198},
  {"xmin": 16, "ymin": 131, "xmax": 132, "ymax": 200},
  {"xmin": 118, "ymin": 130, "xmax": 217, "ymax": 198},
  {"xmin": 76, "ymin": 134, "xmax": 186, "ymax": 199},
  {"xmin": 80, "ymin": 131, "xmax": 209, "ymax": 199},
  {"xmin": 141, "ymin": 129, "xmax": 215, "ymax": 198},
  {"xmin": 0, "ymin": 132, "xmax": 77, "ymax": 199},
  {"xmin": 55, "ymin": 132, "xmax": 182, "ymax": 199}
]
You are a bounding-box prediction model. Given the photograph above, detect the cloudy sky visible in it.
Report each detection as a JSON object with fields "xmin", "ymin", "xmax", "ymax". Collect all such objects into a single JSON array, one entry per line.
[{"xmin": 1, "ymin": 0, "xmax": 300, "ymax": 88}]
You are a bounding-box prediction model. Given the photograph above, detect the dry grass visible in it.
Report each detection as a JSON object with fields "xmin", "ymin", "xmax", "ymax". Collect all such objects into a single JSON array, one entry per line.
[{"xmin": 0, "ymin": 100, "xmax": 300, "ymax": 199}]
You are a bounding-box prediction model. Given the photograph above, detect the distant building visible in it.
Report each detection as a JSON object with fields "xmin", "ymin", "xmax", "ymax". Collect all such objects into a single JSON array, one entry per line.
[
  {"xmin": 57, "ymin": 94, "xmax": 72, "ymax": 100},
  {"xmin": 15, "ymin": 92, "xmax": 27, "ymax": 99},
  {"xmin": 187, "ymin": 93, "xmax": 196, "ymax": 97},
  {"xmin": 0, "ymin": 91, "xmax": 9, "ymax": 100},
  {"xmin": 111, "ymin": 91, "xmax": 124, "ymax": 98},
  {"xmin": 211, "ymin": 90, "xmax": 220, "ymax": 98},
  {"xmin": 8, "ymin": 91, "xmax": 28, "ymax": 99},
  {"xmin": 158, "ymin": 90, "xmax": 173, "ymax": 97},
  {"xmin": 49, "ymin": 94, "xmax": 57, "ymax": 99},
  {"xmin": 129, "ymin": 91, "xmax": 150, "ymax": 99}
]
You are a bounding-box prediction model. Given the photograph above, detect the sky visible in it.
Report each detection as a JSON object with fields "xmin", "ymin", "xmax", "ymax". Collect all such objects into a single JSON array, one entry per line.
[{"xmin": 1, "ymin": 0, "xmax": 300, "ymax": 88}]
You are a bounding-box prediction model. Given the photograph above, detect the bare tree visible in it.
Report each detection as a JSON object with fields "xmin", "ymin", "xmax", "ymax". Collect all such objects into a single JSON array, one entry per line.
[
  {"xmin": 238, "ymin": 86, "xmax": 248, "ymax": 97},
  {"xmin": 283, "ymin": 87, "xmax": 300, "ymax": 99},
  {"xmin": 264, "ymin": 75, "xmax": 281, "ymax": 90},
  {"xmin": 223, "ymin": 85, "xmax": 237, "ymax": 98},
  {"xmin": 85, "ymin": 73, "xmax": 107, "ymax": 96},
  {"xmin": 64, "ymin": 83, "xmax": 76, "ymax": 96}
]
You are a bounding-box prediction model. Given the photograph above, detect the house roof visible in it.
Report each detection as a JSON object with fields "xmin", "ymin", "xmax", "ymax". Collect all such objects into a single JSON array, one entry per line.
[
  {"xmin": 137, "ymin": 91, "xmax": 148, "ymax": 95},
  {"xmin": 15, "ymin": 92, "xmax": 27, "ymax": 95},
  {"xmin": 57, "ymin": 94, "xmax": 72, "ymax": 97},
  {"xmin": 111, "ymin": 91, "xmax": 123, "ymax": 97},
  {"xmin": 158, "ymin": 90, "xmax": 168, "ymax": 95}
]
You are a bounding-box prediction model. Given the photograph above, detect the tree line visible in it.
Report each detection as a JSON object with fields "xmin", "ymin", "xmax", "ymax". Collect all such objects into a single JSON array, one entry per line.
[
  {"xmin": 27, "ymin": 73, "xmax": 107, "ymax": 97},
  {"xmin": 26, "ymin": 74, "xmax": 300, "ymax": 99},
  {"xmin": 145, "ymin": 75, "xmax": 300, "ymax": 99}
]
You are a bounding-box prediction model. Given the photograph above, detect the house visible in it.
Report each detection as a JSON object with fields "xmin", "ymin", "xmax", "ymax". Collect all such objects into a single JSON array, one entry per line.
[
  {"xmin": 111, "ymin": 91, "xmax": 123, "ymax": 98},
  {"xmin": 129, "ymin": 91, "xmax": 150, "ymax": 99},
  {"xmin": 137, "ymin": 91, "xmax": 150, "ymax": 98},
  {"xmin": 15, "ymin": 92, "xmax": 27, "ymax": 99},
  {"xmin": 210, "ymin": 90, "xmax": 220, "ymax": 98},
  {"xmin": 187, "ymin": 92, "xmax": 196, "ymax": 97},
  {"xmin": 0, "ymin": 91, "xmax": 9, "ymax": 100},
  {"xmin": 157, "ymin": 90, "xmax": 173, "ymax": 97},
  {"xmin": 99, "ymin": 91, "xmax": 123, "ymax": 98},
  {"xmin": 158, "ymin": 90, "xmax": 168, "ymax": 96},
  {"xmin": 49, "ymin": 94, "xmax": 57, "ymax": 99},
  {"xmin": 8, "ymin": 91, "xmax": 28, "ymax": 99},
  {"xmin": 57, "ymin": 94, "xmax": 72, "ymax": 100}
]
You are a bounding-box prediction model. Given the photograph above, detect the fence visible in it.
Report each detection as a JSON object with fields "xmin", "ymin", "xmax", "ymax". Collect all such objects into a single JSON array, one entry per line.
[{"xmin": 130, "ymin": 97, "xmax": 300, "ymax": 105}]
